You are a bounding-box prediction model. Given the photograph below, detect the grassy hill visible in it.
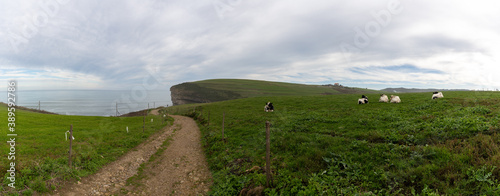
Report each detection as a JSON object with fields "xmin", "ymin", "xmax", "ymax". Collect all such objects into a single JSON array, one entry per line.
[
  {"xmin": 382, "ymin": 87, "xmax": 471, "ymax": 93},
  {"xmin": 170, "ymin": 79, "xmax": 378, "ymax": 105},
  {"xmin": 164, "ymin": 91, "xmax": 500, "ymax": 195},
  {"xmin": 0, "ymin": 104, "xmax": 173, "ymax": 195}
]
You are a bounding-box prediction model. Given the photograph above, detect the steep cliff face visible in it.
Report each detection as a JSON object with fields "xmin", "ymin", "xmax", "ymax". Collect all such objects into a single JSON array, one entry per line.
[{"xmin": 170, "ymin": 83, "xmax": 241, "ymax": 105}]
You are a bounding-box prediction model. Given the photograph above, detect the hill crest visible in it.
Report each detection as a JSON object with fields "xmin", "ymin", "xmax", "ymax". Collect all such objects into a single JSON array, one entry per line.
[{"xmin": 170, "ymin": 79, "xmax": 378, "ymax": 105}]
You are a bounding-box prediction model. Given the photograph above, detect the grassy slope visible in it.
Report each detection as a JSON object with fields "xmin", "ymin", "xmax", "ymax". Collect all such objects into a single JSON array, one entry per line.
[
  {"xmin": 166, "ymin": 91, "xmax": 500, "ymax": 195},
  {"xmin": 0, "ymin": 105, "xmax": 173, "ymax": 194},
  {"xmin": 174, "ymin": 79, "xmax": 378, "ymax": 103},
  {"xmin": 193, "ymin": 79, "xmax": 342, "ymax": 97}
]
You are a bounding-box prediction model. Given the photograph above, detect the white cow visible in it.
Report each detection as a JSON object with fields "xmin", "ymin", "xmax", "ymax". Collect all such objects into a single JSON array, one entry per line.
[
  {"xmin": 358, "ymin": 95, "xmax": 368, "ymax": 104},
  {"xmin": 390, "ymin": 95, "xmax": 401, "ymax": 103},
  {"xmin": 379, "ymin": 94, "xmax": 389, "ymax": 103},
  {"xmin": 432, "ymin": 92, "xmax": 444, "ymax": 99}
]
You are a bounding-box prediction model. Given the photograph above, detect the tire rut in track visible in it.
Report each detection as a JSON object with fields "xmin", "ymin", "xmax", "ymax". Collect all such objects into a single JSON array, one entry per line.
[{"xmin": 51, "ymin": 113, "xmax": 212, "ymax": 196}]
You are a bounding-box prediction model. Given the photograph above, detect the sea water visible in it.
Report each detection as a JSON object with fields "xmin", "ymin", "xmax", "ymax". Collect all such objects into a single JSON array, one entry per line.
[{"xmin": 0, "ymin": 90, "xmax": 172, "ymax": 116}]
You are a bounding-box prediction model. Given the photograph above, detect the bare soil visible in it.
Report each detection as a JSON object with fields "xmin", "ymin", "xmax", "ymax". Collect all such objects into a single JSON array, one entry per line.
[{"xmin": 51, "ymin": 112, "xmax": 212, "ymax": 196}]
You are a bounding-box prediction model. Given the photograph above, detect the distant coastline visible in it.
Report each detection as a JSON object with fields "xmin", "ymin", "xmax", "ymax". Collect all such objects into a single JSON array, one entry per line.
[
  {"xmin": 0, "ymin": 90, "xmax": 171, "ymax": 116},
  {"xmin": 381, "ymin": 87, "xmax": 471, "ymax": 93}
]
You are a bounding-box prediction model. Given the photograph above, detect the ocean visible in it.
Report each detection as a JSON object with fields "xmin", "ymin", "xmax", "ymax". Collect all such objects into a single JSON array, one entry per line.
[{"xmin": 1, "ymin": 90, "xmax": 172, "ymax": 116}]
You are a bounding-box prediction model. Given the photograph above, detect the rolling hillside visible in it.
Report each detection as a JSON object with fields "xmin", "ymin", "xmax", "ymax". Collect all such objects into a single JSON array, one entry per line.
[
  {"xmin": 164, "ymin": 91, "xmax": 500, "ymax": 195},
  {"xmin": 170, "ymin": 79, "xmax": 378, "ymax": 105},
  {"xmin": 0, "ymin": 104, "xmax": 173, "ymax": 194}
]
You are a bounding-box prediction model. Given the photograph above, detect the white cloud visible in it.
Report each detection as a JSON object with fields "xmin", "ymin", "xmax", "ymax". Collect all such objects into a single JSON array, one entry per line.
[{"xmin": 1, "ymin": 0, "xmax": 499, "ymax": 91}]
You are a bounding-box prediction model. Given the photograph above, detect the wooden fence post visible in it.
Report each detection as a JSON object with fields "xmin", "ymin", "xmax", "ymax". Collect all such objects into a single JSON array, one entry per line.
[
  {"xmin": 69, "ymin": 124, "xmax": 73, "ymax": 168},
  {"xmin": 143, "ymin": 110, "xmax": 146, "ymax": 133},
  {"xmin": 265, "ymin": 121, "xmax": 273, "ymax": 187},
  {"xmin": 38, "ymin": 101, "xmax": 41, "ymax": 111}
]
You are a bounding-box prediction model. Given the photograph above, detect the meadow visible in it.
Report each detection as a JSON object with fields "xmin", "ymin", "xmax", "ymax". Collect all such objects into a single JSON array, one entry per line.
[
  {"xmin": 165, "ymin": 91, "xmax": 500, "ymax": 195},
  {"xmin": 171, "ymin": 79, "xmax": 379, "ymax": 104},
  {"xmin": 0, "ymin": 104, "xmax": 173, "ymax": 195}
]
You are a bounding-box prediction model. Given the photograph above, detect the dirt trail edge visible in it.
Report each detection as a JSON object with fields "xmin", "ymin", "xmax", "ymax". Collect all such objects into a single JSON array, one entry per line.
[{"xmin": 52, "ymin": 113, "xmax": 212, "ymax": 196}]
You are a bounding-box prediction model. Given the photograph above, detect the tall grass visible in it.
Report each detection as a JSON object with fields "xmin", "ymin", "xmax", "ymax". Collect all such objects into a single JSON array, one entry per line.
[{"xmin": 167, "ymin": 91, "xmax": 500, "ymax": 195}]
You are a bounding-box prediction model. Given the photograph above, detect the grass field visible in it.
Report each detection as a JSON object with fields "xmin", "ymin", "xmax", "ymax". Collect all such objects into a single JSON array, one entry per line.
[
  {"xmin": 171, "ymin": 79, "xmax": 379, "ymax": 104},
  {"xmin": 193, "ymin": 79, "xmax": 348, "ymax": 97},
  {"xmin": 165, "ymin": 91, "xmax": 500, "ymax": 195},
  {"xmin": 0, "ymin": 104, "xmax": 173, "ymax": 195}
]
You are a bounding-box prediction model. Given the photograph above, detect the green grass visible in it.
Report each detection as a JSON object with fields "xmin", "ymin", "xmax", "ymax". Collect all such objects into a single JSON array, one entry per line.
[
  {"xmin": 0, "ymin": 105, "xmax": 173, "ymax": 194},
  {"xmin": 194, "ymin": 79, "xmax": 343, "ymax": 97},
  {"xmin": 166, "ymin": 91, "xmax": 500, "ymax": 195},
  {"xmin": 172, "ymin": 79, "xmax": 379, "ymax": 104}
]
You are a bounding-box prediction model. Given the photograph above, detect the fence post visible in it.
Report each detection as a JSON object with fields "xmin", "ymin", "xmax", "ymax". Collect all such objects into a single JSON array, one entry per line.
[
  {"xmin": 116, "ymin": 102, "xmax": 118, "ymax": 116},
  {"xmin": 143, "ymin": 110, "xmax": 146, "ymax": 133},
  {"xmin": 222, "ymin": 111, "xmax": 225, "ymax": 141},
  {"xmin": 265, "ymin": 121, "xmax": 272, "ymax": 187},
  {"xmin": 38, "ymin": 101, "xmax": 41, "ymax": 111},
  {"xmin": 69, "ymin": 124, "xmax": 73, "ymax": 168}
]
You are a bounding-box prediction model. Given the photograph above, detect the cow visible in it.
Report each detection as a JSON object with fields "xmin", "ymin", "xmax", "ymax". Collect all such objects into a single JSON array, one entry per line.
[
  {"xmin": 264, "ymin": 102, "xmax": 274, "ymax": 112},
  {"xmin": 379, "ymin": 94, "xmax": 389, "ymax": 103},
  {"xmin": 432, "ymin": 92, "xmax": 444, "ymax": 99},
  {"xmin": 390, "ymin": 95, "xmax": 401, "ymax": 103},
  {"xmin": 358, "ymin": 95, "xmax": 369, "ymax": 104}
]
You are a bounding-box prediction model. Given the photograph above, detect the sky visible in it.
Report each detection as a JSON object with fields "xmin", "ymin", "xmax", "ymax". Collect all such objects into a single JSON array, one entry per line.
[{"xmin": 1, "ymin": 0, "xmax": 499, "ymax": 91}]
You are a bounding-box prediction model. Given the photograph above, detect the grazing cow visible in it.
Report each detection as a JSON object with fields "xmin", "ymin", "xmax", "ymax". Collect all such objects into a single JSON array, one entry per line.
[
  {"xmin": 390, "ymin": 95, "xmax": 401, "ymax": 103},
  {"xmin": 379, "ymin": 94, "xmax": 389, "ymax": 103},
  {"xmin": 358, "ymin": 95, "xmax": 369, "ymax": 104},
  {"xmin": 432, "ymin": 92, "xmax": 444, "ymax": 99},
  {"xmin": 264, "ymin": 102, "xmax": 274, "ymax": 112}
]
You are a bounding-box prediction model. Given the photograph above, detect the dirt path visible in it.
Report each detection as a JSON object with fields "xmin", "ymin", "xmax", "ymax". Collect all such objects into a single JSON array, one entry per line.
[{"xmin": 52, "ymin": 112, "xmax": 212, "ymax": 196}]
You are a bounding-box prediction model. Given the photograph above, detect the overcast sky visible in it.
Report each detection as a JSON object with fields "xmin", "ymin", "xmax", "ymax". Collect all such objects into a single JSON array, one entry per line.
[{"xmin": 1, "ymin": 0, "xmax": 499, "ymax": 91}]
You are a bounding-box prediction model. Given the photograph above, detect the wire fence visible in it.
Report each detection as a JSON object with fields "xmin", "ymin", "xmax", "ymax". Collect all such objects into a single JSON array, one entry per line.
[{"xmin": 19, "ymin": 101, "xmax": 172, "ymax": 116}]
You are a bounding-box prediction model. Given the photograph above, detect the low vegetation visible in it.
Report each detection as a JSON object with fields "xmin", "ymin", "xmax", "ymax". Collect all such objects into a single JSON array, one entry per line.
[
  {"xmin": 0, "ymin": 105, "xmax": 173, "ymax": 195},
  {"xmin": 166, "ymin": 91, "xmax": 500, "ymax": 195},
  {"xmin": 170, "ymin": 79, "xmax": 378, "ymax": 105}
]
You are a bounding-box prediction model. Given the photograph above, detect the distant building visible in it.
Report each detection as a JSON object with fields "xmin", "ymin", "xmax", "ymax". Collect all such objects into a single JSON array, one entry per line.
[{"xmin": 334, "ymin": 83, "xmax": 340, "ymax": 86}]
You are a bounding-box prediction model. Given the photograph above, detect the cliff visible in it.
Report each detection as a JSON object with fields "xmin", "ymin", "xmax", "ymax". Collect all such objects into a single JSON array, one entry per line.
[
  {"xmin": 170, "ymin": 79, "xmax": 382, "ymax": 106},
  {"xmin": 170, "ymin": 82, "xmax": 241, "ymax": 105}
]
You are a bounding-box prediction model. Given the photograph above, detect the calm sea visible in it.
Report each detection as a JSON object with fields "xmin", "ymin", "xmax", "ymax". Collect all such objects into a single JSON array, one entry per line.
[{"xmin": 1, "ymin": 90, "xmax": 172, "ymax": 116}]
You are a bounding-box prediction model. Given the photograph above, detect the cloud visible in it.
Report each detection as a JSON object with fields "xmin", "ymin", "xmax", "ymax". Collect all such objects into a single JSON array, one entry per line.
[
  {"xmin": 350, "ymin": 64, "xmax": 445, "ymax": 75},
  {"xmin": 1, "ymin": 0, "xmax": 499, "ymax": 90}
]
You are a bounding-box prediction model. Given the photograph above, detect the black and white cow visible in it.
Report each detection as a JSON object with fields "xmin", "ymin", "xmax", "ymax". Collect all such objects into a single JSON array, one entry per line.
[
  {"xmin": 358, "ymin": 95, "xmax": 369, "ymax": 104},
  {"xmin": 432, "ymin": 92, "xmax": 444, "ymax": 99},
  {"xmin": 264, "ymin": 102, "xmax": 274, "ymax": 112}
]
